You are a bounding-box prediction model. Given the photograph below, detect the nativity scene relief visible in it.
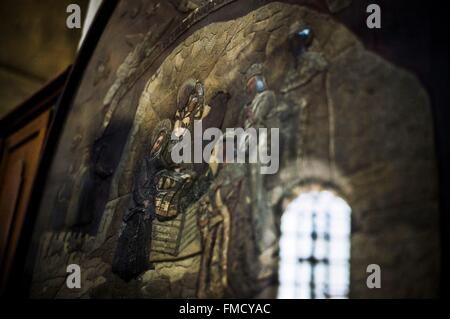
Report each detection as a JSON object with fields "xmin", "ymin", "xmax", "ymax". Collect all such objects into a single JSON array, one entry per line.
[{"xmin": 25, "ymin": 0, "xmax": 440, "ymax": 300}]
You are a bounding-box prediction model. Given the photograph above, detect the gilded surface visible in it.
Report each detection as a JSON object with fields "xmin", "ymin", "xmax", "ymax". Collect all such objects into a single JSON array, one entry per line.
[{"xmin": 29, "ymin": 1, "xmax": 439, "ymax": 298}]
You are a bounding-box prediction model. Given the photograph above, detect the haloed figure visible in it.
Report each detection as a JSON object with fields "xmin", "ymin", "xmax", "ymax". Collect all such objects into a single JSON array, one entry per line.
[
  {"xmin": 112, "ymin": 120, "xmax": 172, "ymax": 281},
  {"xmin": 174, "ymin": 79, "xmax": 210, "ymax": 138},
  {"xmin": 241, "ymin": 64, "xmax": 278, "ymax": 278},
  {"xmin": 112, "ymin": 80, "xmax": 210, "ymax": 281}
]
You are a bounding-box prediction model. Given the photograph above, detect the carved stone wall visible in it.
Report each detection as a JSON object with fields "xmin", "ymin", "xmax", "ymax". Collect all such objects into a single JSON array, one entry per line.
[{"xmin": 27, "ymin": 0, "xmax": 439, "ymax": 298}]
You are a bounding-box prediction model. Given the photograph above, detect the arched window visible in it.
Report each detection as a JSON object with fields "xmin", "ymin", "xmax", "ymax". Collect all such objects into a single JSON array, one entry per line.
[{"xmin": 277, "ymin": 190, "xmax": 351, "ymax": 299}]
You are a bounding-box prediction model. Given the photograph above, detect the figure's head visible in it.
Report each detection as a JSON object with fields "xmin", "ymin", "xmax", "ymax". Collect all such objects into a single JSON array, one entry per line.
[
  {"xmin": 175, "ymin": 79, "xmax": 206, "ymax": 136},
  {"xmin": 245, "ymin": 64, "xmax": 267, "ymax": 97},
  {"xmin": 288, "ymin": 24, "xmax": 313, "ymax": 57},
  {"xmin": 149, "ymin": 119, "xmax": 172, "ymax": 159},
  {"xmin": 150, "ymin": 132, "xmax": 165, "ymax": 155}
]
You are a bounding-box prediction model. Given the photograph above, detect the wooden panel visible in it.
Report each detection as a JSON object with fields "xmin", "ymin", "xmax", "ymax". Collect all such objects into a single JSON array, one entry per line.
[{"xmin": 0, "ymin": 110, "xmax": 50, "ymax": 289}]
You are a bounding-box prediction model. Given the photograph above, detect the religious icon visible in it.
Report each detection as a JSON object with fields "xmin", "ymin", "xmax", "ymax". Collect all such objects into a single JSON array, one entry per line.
[{"xmin": 112, "ymin": 120, "xmax": 172, "ymax": 281}]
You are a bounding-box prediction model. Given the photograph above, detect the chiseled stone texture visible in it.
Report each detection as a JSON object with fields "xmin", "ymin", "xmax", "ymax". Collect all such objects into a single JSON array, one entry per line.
[
  {"xmin": 30, "ymin": 1, "xmax": 439, "ymax": 298},
  {"xmin": 120, "ymin": 2, "xmax": 439, "ymax": 298}
]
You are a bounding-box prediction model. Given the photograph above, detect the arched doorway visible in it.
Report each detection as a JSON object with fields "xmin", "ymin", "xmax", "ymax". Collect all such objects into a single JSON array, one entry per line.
[{"xmin": 277, "ymin": 190, "xmax": 351, "ymax": 299}]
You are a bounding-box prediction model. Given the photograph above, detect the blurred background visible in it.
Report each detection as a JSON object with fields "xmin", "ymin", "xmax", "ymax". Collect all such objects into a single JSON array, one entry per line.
[{"xmin": 0, "ymin": 0, "xmax": 96, "ymax": 118}]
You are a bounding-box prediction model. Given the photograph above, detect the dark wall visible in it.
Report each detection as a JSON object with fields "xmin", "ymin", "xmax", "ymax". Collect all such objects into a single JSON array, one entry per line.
[
  {"xmin": 0, "ymin": 0, "xmax": 88, "ymax": 117},
  {"xmin": 335, "ymin": 0, "xmax": 450, "ymax": 297}
]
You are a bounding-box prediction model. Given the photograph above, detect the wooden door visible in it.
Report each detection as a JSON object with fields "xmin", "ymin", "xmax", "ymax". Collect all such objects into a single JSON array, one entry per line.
[{"xmin": 0, "ymin": 110, "xmax": 50, "ymax": 290}]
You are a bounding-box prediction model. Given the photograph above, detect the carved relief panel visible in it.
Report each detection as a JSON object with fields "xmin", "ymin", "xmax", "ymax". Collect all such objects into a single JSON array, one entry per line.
[{"xmin": 28, "ymin": 0, "xmax": 439, "ymax": 299}]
